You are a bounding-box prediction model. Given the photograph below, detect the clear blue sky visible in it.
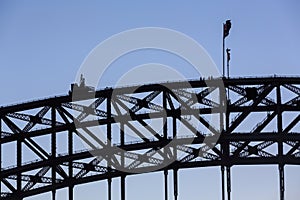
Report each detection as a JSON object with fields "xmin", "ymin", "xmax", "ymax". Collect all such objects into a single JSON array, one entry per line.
[{"xmin": 0, "ymin": 1, "xmax": 299, "ymax": 200}]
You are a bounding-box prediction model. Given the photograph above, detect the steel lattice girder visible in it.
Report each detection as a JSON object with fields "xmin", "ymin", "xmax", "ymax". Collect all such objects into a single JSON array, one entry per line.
[{"xmin": 0, "ymin": 76, "xmax": 300, "ymax": 199}]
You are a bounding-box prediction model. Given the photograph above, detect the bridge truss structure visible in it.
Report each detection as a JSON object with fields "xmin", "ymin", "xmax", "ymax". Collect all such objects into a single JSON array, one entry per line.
[{"xmin": 0, "ymin": 76, "xmax": 300, "ymax": 200}]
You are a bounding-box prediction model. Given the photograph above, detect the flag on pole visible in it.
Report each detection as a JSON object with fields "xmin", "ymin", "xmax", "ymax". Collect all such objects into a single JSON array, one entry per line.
[{"xmin": 223, "ymin": 20, "xmax": 231, "ymax": 38}]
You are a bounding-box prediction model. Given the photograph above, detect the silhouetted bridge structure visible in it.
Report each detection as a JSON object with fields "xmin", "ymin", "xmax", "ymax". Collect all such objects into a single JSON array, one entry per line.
[{"xmin": 1, "ymin": 76, "xmax": 300, "ymax": 200}]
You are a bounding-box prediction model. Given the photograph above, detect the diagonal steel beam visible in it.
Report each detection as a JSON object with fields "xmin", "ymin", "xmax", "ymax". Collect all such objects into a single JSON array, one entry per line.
[
  {"xmin": 22, "ymin": 166, "xmax": 51, "ymax": 191},
  {"xmin": 130, "ymin": 91, "xmax": 161, "ymax": 113},
  {"xmin": 23, "ymin": 106, "xmax": 51, "ymax": 132},
  {"xmin": 229, "ymin": 84, "xmax": 274, "ymax": 133},
  {"xmin": 233, "ymin": 111, "xmax": 276, "ymax": 157},
  {"xmin": 73, "ymin": 157, "xmax": 103, "ymax": 178},
  {"xmin": 1, "ymin": 179, "xmax": 16, "ymax": 193}
]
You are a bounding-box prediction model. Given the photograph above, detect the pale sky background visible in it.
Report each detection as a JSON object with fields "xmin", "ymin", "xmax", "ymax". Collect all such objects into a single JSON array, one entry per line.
[{"xmin": 0, "ymin": 1, "xmax": 300, "ymax": 200}]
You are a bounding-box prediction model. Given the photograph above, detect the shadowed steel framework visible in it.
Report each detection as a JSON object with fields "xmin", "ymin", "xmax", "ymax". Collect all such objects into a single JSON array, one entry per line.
[{"xmin": 0, "ymin": 76, "xmax": 300, "ymax": 200}]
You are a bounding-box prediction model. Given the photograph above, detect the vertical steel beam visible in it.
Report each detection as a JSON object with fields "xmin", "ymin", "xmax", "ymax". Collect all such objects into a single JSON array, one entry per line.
[
  {"xmin": 107, "ymin": 96, "xmax": 112, "ymax": 168},
  {"xmin": 68, "ymin": 183, "xmax": 74, "ymax": 200},
  {"xmin": 277, "ymin": 85, "xmax": 284, "ymax": 200},
  {"xmin": 172, "ymin": 116, "xmax": 178, "ymax": 200},
  {"xmin": 120, "ymin": 122, "xmax": 125, "ymax": 147},
  {"xmin": 121, "ymin": 175, "xmax": 126, "ymax": 200},
  {"xmin": 68, "ymin": 130, "xmax": 73, "ymax": 200},
  {"xmin": 120, "ymin": 115, "xmax": 125, "ymax": 200},
  {"xmin": 279, "ymin": 165, "xmax": 285, "ymax": 200},
  {"xmin": 17, "ymin": 119, "xmax": 22, "ymax": 199},
  {"xmin": 173, "ymin": 169, "xmax": 178, "ymax": 200},
  {"xmin": 173, "ymin": 116, "xmax": 178, "ymax": 200},
  {"xmin": 164, "ymin": 170, "xmax": 168, "ymax": 200},
  {"xmin": 69, "ymin": 182, "xmax": 74, "ymax": 200},
  {"xmin": 163, "ymin": 91, "xmax": 169, "ymax": 200},
  {"xmin": 226, "ymin": 167, "xmax": 231, "ymax": 200},
  {"xmin": 221, "ymin": 166, "xmax": 225, "ymax": 200},
  {"xmin": 163, "ymin": 90, "xmax": 167, "ymax": 140},
  {"xmin": 107, "ymin": 96, "xmax": 112, "ymax": 146},
  {"xmin": 108, "ymin": 178, "xmax": 112, "ymax": 200},
  {"xmin": 173, "ymin": 116, "xmax": 177, "ymax": 158},
  {"xmin": 51, "ymin": 107, "xmax": 56, "ymax": 200},
  {"xmin": 225, "ymin": 86, "xmax": 231, "ymax": 200},
  {"xmin": 220, "ymin": 84, "xmax": 227, "ymax": 200},
  {"xmin": 277, "ymin": 85, "xmax": 283, "ymax": 158},
  {"xmin": 120, "ymin": 121, "xmax": 125, "ymax": 170},
  {"xmin": 107, "ymin": 97, "xmax": 113, "ymax": 200}
]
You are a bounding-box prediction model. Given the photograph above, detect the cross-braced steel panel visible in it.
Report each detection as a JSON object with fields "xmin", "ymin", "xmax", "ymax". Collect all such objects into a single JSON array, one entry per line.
[{"xmin": 0, "ymin": 76, "xmax": 299, "ymax": 200}]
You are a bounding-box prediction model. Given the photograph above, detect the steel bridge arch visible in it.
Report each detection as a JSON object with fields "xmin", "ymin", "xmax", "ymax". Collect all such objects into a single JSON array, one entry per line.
[{"xmin": 1, "ymin": 76, "xmax": 300, "ymax": 200}]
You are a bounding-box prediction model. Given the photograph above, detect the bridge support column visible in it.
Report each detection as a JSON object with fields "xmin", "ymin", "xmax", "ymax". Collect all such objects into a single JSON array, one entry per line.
[
  {"xmin": 52, "ymin": 190, "xmax": 56, "ymax": 200},
  {"xmin": 173, "ymin": 169, "xmax": 178, "ymax": 200},
  {"xmin": 121, "ymin": 175, "xmax": 126, "ymax": 200},
  {"xmin": 279, "ymin": 165, "xmax": 285, "ymax": 200},
  {"xmin": 68, "ymin": 129, "xmax": 73, "ymax": 200},
  {"xmin": 226, "ymin": 166, "xmax": 231, "ymax": 200},
  {"xmin": 17, "ymin": 127, "xmax": 22, "ymax": 199},
  {"xmin": 51, "ymin": 107, "xmax": 57, "ymax": 200},
  {"xmin": 108, "ymin": 178, "xmax": 112, "ymax": 200},
  {"xmin": 221, "ymin": 166, "xmax": 225, "ymax": 200},
  {"xmin": 68, "ymin": 185, "xmax": 73, "ymax": 200},
  {"xmin": 164, "ymin": 170, "xmax": 168, "ymax": 200},
  {"xmin": 276, "ymin": 83, "xmax": 285, "ymax": 200}
]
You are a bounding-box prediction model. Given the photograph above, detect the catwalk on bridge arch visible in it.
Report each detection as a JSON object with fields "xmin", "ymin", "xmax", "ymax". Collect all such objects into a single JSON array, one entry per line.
[{"xmin": 0, "ymin": 76, "xmax": 300, "ymax": 200}]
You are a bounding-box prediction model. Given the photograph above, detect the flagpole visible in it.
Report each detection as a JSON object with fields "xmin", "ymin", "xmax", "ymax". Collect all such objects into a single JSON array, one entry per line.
[
  {"xmin": 227, "ymin": 50, "xmax": 230, "ymax": 98},
  {"xmin": 222, "ymin": 20, "xmax": 231, "ymax": 77},
  {"xmin": 227, "ymin": 56, "xmax": 229, "ymax": 78},
  {"xmin": 227, "ymin": 49, "xmax": 230, "ymax": 78}
]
